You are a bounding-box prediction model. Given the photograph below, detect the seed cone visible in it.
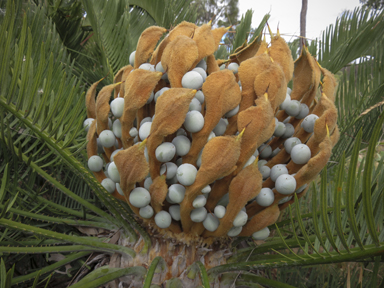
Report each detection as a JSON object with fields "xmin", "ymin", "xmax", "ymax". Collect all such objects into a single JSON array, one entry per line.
[{"xmin": 85, "ymin": 21, "xmax": 339, "ymax": 284}]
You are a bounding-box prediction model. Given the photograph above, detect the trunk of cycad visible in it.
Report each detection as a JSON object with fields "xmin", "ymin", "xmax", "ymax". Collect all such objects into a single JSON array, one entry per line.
[{"xmin": 115, "ymin": 235, "xmax": 232, "ymax": 287}]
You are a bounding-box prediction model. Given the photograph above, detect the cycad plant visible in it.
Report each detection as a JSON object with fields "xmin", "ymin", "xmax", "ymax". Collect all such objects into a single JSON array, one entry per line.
[{"xmin": 0, "ymin": 1, "xmax": 384, "ymax": 287}]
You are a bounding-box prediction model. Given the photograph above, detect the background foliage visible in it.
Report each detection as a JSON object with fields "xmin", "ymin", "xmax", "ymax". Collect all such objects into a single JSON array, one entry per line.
[{"xmin": 0, "ymin": 0, "xmax": 383, "ymax": 287}]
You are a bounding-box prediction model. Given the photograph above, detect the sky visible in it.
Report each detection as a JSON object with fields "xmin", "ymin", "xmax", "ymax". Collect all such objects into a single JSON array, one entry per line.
[{"xmin": 238, "ymin": 0, "xmax": 361, "ymax": 42}]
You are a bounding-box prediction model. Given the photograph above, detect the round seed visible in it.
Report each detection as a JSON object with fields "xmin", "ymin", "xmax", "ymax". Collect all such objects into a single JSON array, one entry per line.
[
  {"xmin": 283, "ymin": 116, "xmax": 291, "ymax": 124},
  {"xmin": 259, "ymin": 166, "xmax": 271, "ymax": 179},
  {"xmin": 116, "ymin": 183, "xmax": 124, "ymax": 196},
  {"xmin": 190, "ymin": 207, "xmax": 207, "ymax": 222},
  {"xmin": 101, "ymin": 178, "xmax": 115, "ymax": 194},
  {"xmin": 273, "ymin": 121, "xmax": 286, "ymax": 137},
  {"xmin": 139, "ymin": 205, "xmax": 154, "ymax": 219},
  {"xmin": 155, "ymin": 61, "xmax": 165, "ymax": 72},
  {"xmin": 207, "ymin": 131, "xmax": 216, "ymax": 141},
  {"xmin": 129, "ymin": 127, "xmax": 138, "ymax": 138},
  {"xmin": 296, "ymin": 103, "xmax": 309, "ymax": 119},
  {"xmin": 279, "ymin": 93, "xmax": 291, "ymax": 110},
  {"xmin": 192, "ymin": 195, "xmax": 207, "ymax": 208},
  {"xmin": 189, "ymin": 97, "xmax": 202, "ymax": 112},
  {"xmin": 112, "ymin": 119, "xmax": 122, "ymax": 138},
  {"xmin": 203, "ymin": 214, "xmax": 219, "ymax": 232},
  {"xmin": 107, "ymin": 162, "xmax": 120, "ymax": 183},
  {"xmin": 181, "ymin": 71, "xmax": 204, "ymax": 89},
  {"xmin": 154, "ymin": 211, "xmax": 172, "ymax": 228},
  {"xmin": 168, "ymin": 184, "xmax": 186, "ymax": 203},
  {"xmin": 169, "ymin": 205, "xmax": 181, "ymax": 221},
  {"xmin": 110, "ymin": 97, "xmax": 124, "ymax": 118},
  {"xmin": 99, "ymin": 130, "xmax": 116, "ymax": 148},
  {"xmin": 144, "ymin": 177, "xmax": 153, "ymax": 190},
  {"xmin": 224, "ymin": 105, "xmax": 239, "ymax": 118},
  {"xmin": 275, "ymin": 174, "xmax": 296, "ymax": 195},
  {"xmin": 243, "ymin": 155, "xmax": 256, "ymax": 169},
  {"xmin": 301, "ymin": 114, "xmax": 319, "ymax": 133},
  {"xmin": 213, "ymin": 118, "xmax": 227, "ymax": 136},
  {"xmin": 160, "ymin": 162, "xmax": 178, "ymax": 179},
  {"xmin": 282, "ymin": 123, "xmax": 295, "ymax": 139},
  {"xmin": 253, "ymin": 149, "xmax": 259, "ymax": 158},
  {"xmin": 184, "ymin": 111, "xmax": 204, "ymax": 133},
  {"xmin": 291, "ymin": 144, "xmax": 311, "ymax": 164},
  {"xmin": 139, "ymin": 122, "xmax": 152, "ymax": 140},
  {"xmin": 154, "ymin": 87, "xmax": 170, "ymax": 102},
  {"xmin": 259, "ymin": 144, "xmax": 272, "ymax": 159},
  {"xmin": 214, "ymin": 205, "xmax": 226, "ymax": 219},
  {"xmin": 194, "ymin": 91, "xmax": 205, "ymax": 104},
  {"xmin": 285, "ymin": 100, "xmax": 301, "ymax": 117},
  {"xmin": 284, "ymin": 137, "xmax": 301, "ymax": 154},
  {"xmin": 88, "ymin": 155, "xmax": 104, "ymax": 172},
  {"xmin": 83, "ymin": 118, "xmax": 94, "ymax": 132},
  {"xmin": 110, "ymin": 148, "xmax": 122, "ymax": 162},
  {"xmin": 228, "ymin": 62, "xmax": 239, "ymax": 74},
  {"xmin": 129, "ymin": 51, "xmax": 135, "ymax": 66},
  {"xmin": 192, "ymin": 67, "xmax": 207, "ymax": 81},
  {"xmin": 270, "ymin": 164, "xmax": 289, "ymax": 182},
  {"xmin": 139, "ymin": 63, "xmax": 155, "ymax": 72},
  {"xmin": 252, "ymin": 227, "xmax": 270, "ymax": 240},
  {"xmin": 156, "ymin": 142, "xmax": 176, "ymax": 162},
  {"xmin": 255, "ymin": 188, "xmax": 274, "ymax": 207},
  {"xmin": 258, "ymin": 159, "xmax": 268, "ymax": 168},
  {"xmin": 278, "ymin": 196, "xmax": 293, "ymax": 204},
  {"xmin": 233, "ymin": 210, "xmax": 248, "ymax": 227},
  {"xmin": 271, "ymin": 148, "xmax": 281, "ymax": 157},
  {"xmin": 227, "ymin": 226, "xmax": 242, "ymax": 237},
  {"xmin": 201, "ymin": 185, "xmax": 211, "ymax": 194},
  {"xmin": 129, "ymin": 187, "xmax": 151, "ymax": 208},
  {"xmin": 176, "ymin": 164, "xmax": 198, "ymax": 186},
  {"xmin": 176, "ymin": 128, "xmax": 187, "ymax": 137},
  {"xmin": 196, "ymin": 59, "xmax": 207, "ymax": 70}
]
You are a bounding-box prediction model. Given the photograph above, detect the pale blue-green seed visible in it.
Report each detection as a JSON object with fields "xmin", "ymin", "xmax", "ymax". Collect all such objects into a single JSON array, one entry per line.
[
  {"xmin": 275, "ymin": 174, "xmax": 296, "ymax": 195},
  {"xmin": 129, "ymin": 187, "xmax": 151, "ymax": 208},
  {"xmin": 190, "ymin": 207, "xmax": 207, "ymax": 222},
  {"xmin": 139, "ymin": 205, "xmax": 154, "ymax": 219},
  {"xmin": 214, "ymin": 205, "xmax": 226, "ymax": 218},
  {"xmin": 233, "ymin": 210, "xmax": 248, "ymax": 227},
  {"xmin": 252, "ymin": 227, "xmax": 270, "ymax": 240},
  {"xmin": 154, "ymin": 211, "xmax": 172, "ymax": 228},
  {"xmin": 255, "ymin": 188, "xmax": 274, "ymax": 207},
  {"xmin": 169, "ymin": 205, "xmax": 181, "ymax": 221},
  {"xmin": 101, "ymin": 178, "xmax": 115, "ymax": 194},
  {"xmin": 192, "ymin": 195, "xmax": 207, "ymax": 208},
  {"xmin": 203, "ymin": 214, "xmax": 219, "ymax": 232},
  {"xmin": 88, "ymin": 155, "xmax": 103, "ymax": 172},
  {"xmin": 227, "ymin": 226, "xmax": 242, "ymax": 237}
]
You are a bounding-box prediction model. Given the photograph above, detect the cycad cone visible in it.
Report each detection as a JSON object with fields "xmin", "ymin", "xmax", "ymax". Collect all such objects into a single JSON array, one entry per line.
[{"xmin": 85, "ymin": 21, "xmax": 339, "ymax": 286}]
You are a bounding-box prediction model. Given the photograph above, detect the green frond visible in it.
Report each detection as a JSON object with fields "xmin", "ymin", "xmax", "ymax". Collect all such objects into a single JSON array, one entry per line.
[
  {"xmin": 231, "ymin": 9, "xmax": 253, "ymax": 53},
  {"xmin": 128, "ymin": 0, "xmax": 197, "ymax": 28},
  {"xmin": 69, "ymin": 265, "xmax": 146, "ymax": 288}
]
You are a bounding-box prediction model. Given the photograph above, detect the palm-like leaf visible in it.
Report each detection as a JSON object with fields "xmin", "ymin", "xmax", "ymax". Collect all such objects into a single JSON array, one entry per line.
[{"xmin": 1, "ymin": 0, "xmax": 384, "ymax": 287}]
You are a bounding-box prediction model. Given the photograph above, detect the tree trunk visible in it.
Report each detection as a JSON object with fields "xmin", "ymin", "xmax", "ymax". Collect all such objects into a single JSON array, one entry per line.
[{"xmin": 300, "ymin": 0, "xmax": 308, "ymax": 51}]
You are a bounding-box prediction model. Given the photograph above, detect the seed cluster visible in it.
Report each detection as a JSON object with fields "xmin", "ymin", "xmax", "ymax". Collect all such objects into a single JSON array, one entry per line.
[{"xmin": 84, "ymin": 21, "xmax": 339, "ymax": 243}]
